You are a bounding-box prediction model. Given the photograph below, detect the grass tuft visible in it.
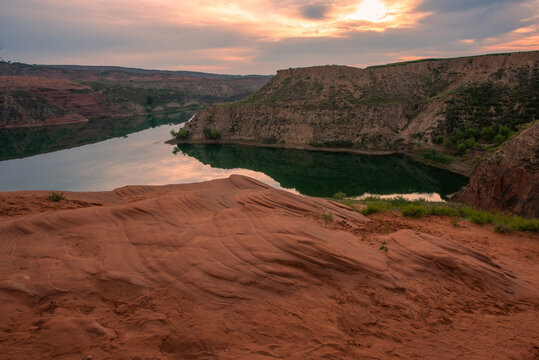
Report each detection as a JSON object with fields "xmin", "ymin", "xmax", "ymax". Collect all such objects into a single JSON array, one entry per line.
[
  {"xmin": 321, "ymin": 211, "xmax": 334, "ymax": 223},
  {"xmin": 360, "ymin": 201, "xmax": 388, "ymax": 215},
  {"xmin": 48, "ymin": 191, "xmax": 65, "ymax": 202},
  {"xmin": 401, "ymin": 204, "xmax": 427, "ymax": 218}
]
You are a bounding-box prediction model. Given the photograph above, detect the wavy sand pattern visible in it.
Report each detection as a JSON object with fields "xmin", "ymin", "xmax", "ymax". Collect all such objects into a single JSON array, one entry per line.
[{"xmin": 0, "ymin": 175, "xmax": 537, "ymax": 359}]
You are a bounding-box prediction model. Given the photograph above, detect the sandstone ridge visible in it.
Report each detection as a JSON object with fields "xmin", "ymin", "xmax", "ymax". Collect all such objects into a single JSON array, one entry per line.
[{"xmin": 1, "ymin": 175, "xmax": 538, "ymax": 359}]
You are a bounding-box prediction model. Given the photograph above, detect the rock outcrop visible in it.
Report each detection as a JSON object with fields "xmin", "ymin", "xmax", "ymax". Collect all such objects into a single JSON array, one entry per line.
[
  {"xmin": 1, "ymin": 175, "xmax": 538, "ymax": 359},
  {"xmin": 183, "ymin": 51, "xmax": 538, "ymax": 150},
  {"xmin": 456, "ymin": 121, "xmax": 538, "ymax": 218}
]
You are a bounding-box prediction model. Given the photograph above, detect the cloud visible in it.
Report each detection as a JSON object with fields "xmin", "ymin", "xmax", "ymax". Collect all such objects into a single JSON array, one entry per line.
[
  {"xmin": 416, "ymin": 0, "xmax": 528, "ymax": 13},
  {"xmin": 0, "ymin": 0, "xmax": 537, "ymax": 74},
  {"xmin": 299, "ymin": 4, "xmax": 331, "ymax": 20}
]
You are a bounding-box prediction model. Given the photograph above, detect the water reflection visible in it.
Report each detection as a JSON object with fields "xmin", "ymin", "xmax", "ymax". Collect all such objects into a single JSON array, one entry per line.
[
  {"xmin": 173, "ymin": 144, "xmax": 468, "ymax": 199},
  {"xmin": 0, "ymin": 112, "xmax": 192, "ymax": 161},
  {"xmin": 0, "ymin": 124, "xmax": 285, "ymax": 191}
]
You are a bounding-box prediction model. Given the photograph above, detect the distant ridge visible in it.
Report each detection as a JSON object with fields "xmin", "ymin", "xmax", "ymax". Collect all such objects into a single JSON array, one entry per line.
[
  {"xmin": 366, "ymin": 51, "xmax": 535, "ymax": 69},
  {"xmin": 38, "ymin": 64, "xmax": 272, "ymax": 79},
  {"xmin": 0, "ymin": 61, "xmax": 271, "ymax": 128}
]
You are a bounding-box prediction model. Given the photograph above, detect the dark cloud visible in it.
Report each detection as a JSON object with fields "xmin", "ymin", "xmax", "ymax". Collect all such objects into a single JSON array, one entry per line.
[
  {"xmin": 416, "ymin": 0, "xmax": 528, "ymax": 13},
  {"xmin": 299, "ymin": 4, "xmax": 330, "ymax": 20}
]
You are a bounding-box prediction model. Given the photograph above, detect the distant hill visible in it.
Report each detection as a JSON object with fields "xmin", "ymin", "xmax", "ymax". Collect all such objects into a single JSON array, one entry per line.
[
  {"xmin": 0, "ymin": 62, "xmax": 271, "ymax": 127},
  {"xmin": 39, "ymin": 64, "xmax": 269, "ymax": 79}
]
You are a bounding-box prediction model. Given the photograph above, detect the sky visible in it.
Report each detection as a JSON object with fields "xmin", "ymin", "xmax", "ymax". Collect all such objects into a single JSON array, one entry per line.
[{"xmin": 0, "ymin": 0, "xmax": 538, "ymax": 75}]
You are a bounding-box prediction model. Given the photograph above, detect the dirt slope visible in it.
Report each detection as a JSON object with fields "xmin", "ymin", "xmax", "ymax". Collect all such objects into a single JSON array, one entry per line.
[{"xmin": 0, "ymin": 175, "xmax": 537, "ymax": 359}]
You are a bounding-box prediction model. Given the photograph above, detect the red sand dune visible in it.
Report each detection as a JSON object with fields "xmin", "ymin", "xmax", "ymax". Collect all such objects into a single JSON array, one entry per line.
[{"xmin": 0, "ymin": 175, "xmax": 537, "ymax": 359}]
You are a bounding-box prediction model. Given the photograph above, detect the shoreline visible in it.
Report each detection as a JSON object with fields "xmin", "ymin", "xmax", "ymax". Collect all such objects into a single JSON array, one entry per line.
[{"xmin": 166, "ymin": 138, "xmax": 473, "ymax": 177}]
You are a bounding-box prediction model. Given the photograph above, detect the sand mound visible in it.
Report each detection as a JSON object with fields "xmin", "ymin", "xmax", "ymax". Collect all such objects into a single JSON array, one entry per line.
[{"xmin": 0, "ymin": 175, "xmax": 537, "ymax": 359}]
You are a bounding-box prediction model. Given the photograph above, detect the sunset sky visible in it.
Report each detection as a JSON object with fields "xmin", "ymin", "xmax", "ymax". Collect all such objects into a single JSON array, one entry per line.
[{"xmin": 1, "ymin": 0, "xmax": 538, "ymax": 74}]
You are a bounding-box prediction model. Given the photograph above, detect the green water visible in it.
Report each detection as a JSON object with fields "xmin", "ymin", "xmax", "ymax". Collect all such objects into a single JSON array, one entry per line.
[{"xmin": 174, "ymin": 144, "xmax": 468, "ymax": 199}]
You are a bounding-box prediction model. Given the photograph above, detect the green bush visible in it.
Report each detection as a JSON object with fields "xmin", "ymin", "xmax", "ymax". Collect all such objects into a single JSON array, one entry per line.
[
  {"xmin": 456, "ymin": 141, "xmax": 467, "ymax": 154},
  {"xmin": 433, "ymin": 135, "xmax": 444, "ymax": 144},
  {"xmin": 493, "ymin": 133, "xmax": 505, "ymax": 146},
  {"xmin": 518, "ymin": 218, "xmax": 539, "ymax": 232},
  {"xmin": 176, "ymin": 128, "xmax": 189, "ymax": 139},
  {"xmin": 493, "ymin": 222, "xmax": 516, "ymax": 234},
  {"xmin": 321, "ymin": 211, "xmax": 333, "ymax": 222},
  {"xmin": 401, "ymin": 204, "xmax": 427, "ymax": 218},
  {"xmin": 333, "ymin": 191, "xmax": 347, "ymax": 199},
  {"xmin": 453, "ymin": 130, "xmax": 465, "ymax": 141},
  {"xmin": 48, "ymin": 191, "xmax": 65, "ymax": 202},
  {"xmin": 498, "ymin": 125, "xmax": 511, "ymax": 137},
  {"xmin": 203, "ymin": 128, "xmax": 221, "ymax": 139},
  {"xmin": 470, "ymin": 211, "xmax": 492, "ymax": 225},
  {"xmin": 428, "ymin": 205, "xmax": 457, "ymax": 217},
  {"xmin": 465, "ymin": 137, "xmax": 476, "ymax": 149},
  {"xmin": 464, "ymin": 127, "xmax": 478, "ymax": 138},
  {"xmin": 361, "ymin": 202, "xmax": 387, "ymax": 215},
  {"xmin": 480, "ymin": 126, "xmax": 495, "ymax": 140}
]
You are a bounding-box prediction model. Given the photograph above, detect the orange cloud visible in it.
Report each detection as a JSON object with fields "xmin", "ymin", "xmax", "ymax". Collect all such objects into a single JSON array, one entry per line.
[
  {"xmin": 143, "ymin": 0, "xmax": 429, "ymax": 39},
  {"xmin": 482, "ymin": 23, "xmax": 539, "ymax": 51}
]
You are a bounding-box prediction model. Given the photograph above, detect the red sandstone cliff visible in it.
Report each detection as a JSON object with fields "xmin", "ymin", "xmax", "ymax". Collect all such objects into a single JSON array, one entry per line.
[{"xmin": 456, "ymin": 121, "xmax": 538, "ymax": 218}]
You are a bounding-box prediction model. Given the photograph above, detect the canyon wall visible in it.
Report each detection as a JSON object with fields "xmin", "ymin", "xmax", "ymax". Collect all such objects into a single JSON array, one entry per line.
[{"xmin": 184, "ymin": 51, "xmax": 538, "ymax": 150}]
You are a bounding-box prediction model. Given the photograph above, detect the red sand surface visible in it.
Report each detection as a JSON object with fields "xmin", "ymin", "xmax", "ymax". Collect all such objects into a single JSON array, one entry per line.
[{"xmin": 0, "ymin": 175, "xmax": 537, "ymax": 359}]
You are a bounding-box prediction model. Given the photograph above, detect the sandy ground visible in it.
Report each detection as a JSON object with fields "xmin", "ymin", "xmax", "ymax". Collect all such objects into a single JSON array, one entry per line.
[{"xmin": 0, "ymin": 175, "xmax": 537, "ymax": 359}]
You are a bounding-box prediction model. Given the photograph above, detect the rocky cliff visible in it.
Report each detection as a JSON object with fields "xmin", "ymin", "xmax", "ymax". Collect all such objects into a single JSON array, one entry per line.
[
  {"xmin": 0, "ymin": 62, "xmax": 270, "ymax": 127},
  {"xmin": 183, "ymin": 51, "xmax": 538, "ymax": 153},
  {"xmin": 456, "ymin": 121, "xmax": 538, "ymax": 218}
]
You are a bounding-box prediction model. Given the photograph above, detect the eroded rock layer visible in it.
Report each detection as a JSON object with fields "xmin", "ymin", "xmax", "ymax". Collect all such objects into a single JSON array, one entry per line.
[
  {"xmin": 184, "ymin": 51, "xmax": 538, "ymax": 150},
  {"xmin": 0, "ymin": 176, "xmax": 537, "ymax": 359}
]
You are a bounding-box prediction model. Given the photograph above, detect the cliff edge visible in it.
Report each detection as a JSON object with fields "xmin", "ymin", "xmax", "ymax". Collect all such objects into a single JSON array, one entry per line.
[{"xmin": 182, "ymin": 51, "xmax": 537, "ymax": 155}]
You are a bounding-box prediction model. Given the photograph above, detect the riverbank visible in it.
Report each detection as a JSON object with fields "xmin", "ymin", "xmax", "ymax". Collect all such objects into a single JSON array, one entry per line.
[{"xmin": 1, "ymin": 175, "xmax": 537, "ymax": 359}]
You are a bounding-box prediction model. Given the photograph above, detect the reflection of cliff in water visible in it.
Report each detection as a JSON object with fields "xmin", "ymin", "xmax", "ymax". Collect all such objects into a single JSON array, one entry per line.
[
  {"xmin": 175, "ymin": 144, "xmax": 469, "ymax": 198},
  {"xmin": 0, "ymin": 112, "xmax": 193, "ymax": 161}
]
